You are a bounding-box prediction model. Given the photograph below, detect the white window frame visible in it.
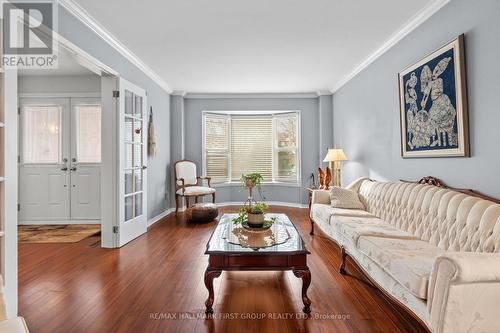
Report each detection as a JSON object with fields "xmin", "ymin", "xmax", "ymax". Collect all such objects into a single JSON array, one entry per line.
[{"xmin": 202, "ymin": 110, "xmax": 301, "ymax": 187}]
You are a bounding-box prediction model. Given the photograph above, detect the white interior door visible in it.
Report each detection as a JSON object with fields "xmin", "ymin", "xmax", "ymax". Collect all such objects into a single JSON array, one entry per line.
[
  {"xmin": 19, "ymin": 98, "xmax": 71, "ymax": 221},
  {"xmin": 117, "ymin": 78, "xmax": 147, "ymax": 246},
  {"xmin": 70, "ymin": 98, "xmax": 102, "ymax": 220},
  {"xmin": 19, "ymin": 97, "xmax": 102, "ymax": 223}
]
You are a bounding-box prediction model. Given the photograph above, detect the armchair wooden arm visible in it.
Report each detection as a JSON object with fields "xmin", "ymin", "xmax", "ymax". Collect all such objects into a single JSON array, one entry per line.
[
  {"xmin": 178, "ymin": 178, "xmax": 186, "ymax": 194},
  {"xmin": 197, "ymin": 176, "xmax": 212, "ymax": 187}
]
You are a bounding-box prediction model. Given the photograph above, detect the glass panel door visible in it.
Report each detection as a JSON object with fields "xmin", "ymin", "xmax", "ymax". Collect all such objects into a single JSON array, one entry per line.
[
  {"xmin": 124, "ymin": 92, "xmax": 144, "ymax": 222},
  {"xmin": 117, "ymin": 78, "xmax": 147, "ymax": 247}
]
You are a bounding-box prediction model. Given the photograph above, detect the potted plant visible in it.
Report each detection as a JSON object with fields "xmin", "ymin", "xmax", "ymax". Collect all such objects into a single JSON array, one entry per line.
[
  {"xmin": 245, "ymin": 202, "xmax": 268, "ymax": 227},
  {"xmin": 241, "ymin": 172, "xmax": 263, "ymax": 193},
  {"xmin": 233, "ymin": 203, "xmax": 275, "ymax": 229}
]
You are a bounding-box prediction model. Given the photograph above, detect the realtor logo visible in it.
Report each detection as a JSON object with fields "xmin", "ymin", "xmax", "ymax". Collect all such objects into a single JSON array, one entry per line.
[{"xmin": 2, "ymin": 0, "xmax": 58, "ymax": 69}]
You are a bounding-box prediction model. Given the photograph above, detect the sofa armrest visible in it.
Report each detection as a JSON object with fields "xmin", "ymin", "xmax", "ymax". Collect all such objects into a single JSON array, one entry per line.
[
  {"xmin": 311, "ymin": 190, "xmax": 330, "ymax": 205},
  {"xmin": 345, "ymin": 177, "xmax": 371, "ymax": 192},
  {"xmin": 427, "ymin": 252, "xmax": 500, "ymax": 333}
]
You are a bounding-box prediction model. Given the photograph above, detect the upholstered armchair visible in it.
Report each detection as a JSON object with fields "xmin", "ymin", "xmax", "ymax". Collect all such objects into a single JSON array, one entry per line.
[{"xmin": 174, "ymin": 160, "xmax": 216, "ymax": 213}]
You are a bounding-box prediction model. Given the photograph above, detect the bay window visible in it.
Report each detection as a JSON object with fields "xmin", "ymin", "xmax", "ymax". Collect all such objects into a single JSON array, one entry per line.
[{"xmin": 203, "ymin": 111, "xmax": 300, "ymax": 184}]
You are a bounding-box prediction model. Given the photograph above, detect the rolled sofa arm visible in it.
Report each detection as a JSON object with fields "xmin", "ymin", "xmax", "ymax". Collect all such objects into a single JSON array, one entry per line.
[
  {"xmin": 345, "ymin": 177, "xmax": 371, "ymax": 192},
  {"xmin": 311, "ymin": 190, "xmax": 330, "ymax": 205},
  {"xmin": 427, "ymin": 252, "xmax": 500, "ymax": 333}
]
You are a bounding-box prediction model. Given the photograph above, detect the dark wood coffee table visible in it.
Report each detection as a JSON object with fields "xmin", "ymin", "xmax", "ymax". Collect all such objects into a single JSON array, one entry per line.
[{"xmin": 204, "ymin": 213, "xmax": 311, "ymax": 314}]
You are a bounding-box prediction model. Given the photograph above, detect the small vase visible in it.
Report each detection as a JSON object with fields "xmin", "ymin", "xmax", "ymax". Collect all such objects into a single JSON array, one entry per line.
[{"xmin": 247, "ymin": 213, "xmax": 264, "ymax": 227}]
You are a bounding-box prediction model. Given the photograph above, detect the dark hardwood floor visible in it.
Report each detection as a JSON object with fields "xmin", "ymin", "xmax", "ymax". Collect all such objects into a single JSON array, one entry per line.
[{"xmin": 19, "ymin": 206, "xmax": 427, "ymax": 333}]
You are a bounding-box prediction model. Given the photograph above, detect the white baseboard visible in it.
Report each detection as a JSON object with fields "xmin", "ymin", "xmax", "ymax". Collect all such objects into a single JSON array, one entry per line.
[
  {"xmin": 18, "ymin": 219, "xmax": 101, "ymax": 225},
  {"xmin": 147, "ymin": 208, "xmax": 175, "ymax": 227},
  {"xmin": 153, "ymin": 201, "xmax": 307, "ymax": 223},
  {"xmin": 215, "ymin": 201, "xmax": 308, "ymax": 209}
]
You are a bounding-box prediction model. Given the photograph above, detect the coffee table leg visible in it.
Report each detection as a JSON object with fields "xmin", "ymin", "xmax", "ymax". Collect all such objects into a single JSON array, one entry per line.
[
  {"xmin": 293, "ymin": 268, "xmax": 312, "ymax": 313},
  {"xmin": 204, "ymin": 268, "xmax": 222, "ymax": 314}
]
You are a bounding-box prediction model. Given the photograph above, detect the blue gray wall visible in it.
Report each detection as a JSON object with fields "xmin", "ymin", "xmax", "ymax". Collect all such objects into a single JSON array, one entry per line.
[
  {"xmin": 171, "ymin": 95, "xmax": 332, "ymax": 205},
  {"xmin": 333, "ymin": 0, "xmax": 500, "ymax": 198},
  {"xmin": 58, "ymin": 6, "xmax": 171, "ymax": 219}
]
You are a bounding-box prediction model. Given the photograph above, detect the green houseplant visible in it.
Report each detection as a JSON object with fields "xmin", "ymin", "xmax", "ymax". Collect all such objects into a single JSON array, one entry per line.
[
  {"xmin": 232, "ymin": 173, "xmax": 275, "ymax": 228},
  {"xmin": 233, "ymin": 203, "xmax": 276, "ymax": 228},
  {"xmin": 240, "ymin": 173, "xmax": 264, "ymax": 189},
  {"xmin": 246, "ymin": 202, "xmax": 268, "ymax": 227}
]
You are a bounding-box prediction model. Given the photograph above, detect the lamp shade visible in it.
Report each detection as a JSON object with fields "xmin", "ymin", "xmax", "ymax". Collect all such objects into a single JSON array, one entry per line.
[{"xmin": 323, "ymin": 148, "xmax": 348, "ymax": 162}]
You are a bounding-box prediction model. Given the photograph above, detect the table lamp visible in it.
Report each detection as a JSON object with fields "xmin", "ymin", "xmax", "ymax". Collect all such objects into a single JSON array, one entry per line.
[{"xmin": 323, "ymin": 148, "xmax": 348, "ymax": 187}]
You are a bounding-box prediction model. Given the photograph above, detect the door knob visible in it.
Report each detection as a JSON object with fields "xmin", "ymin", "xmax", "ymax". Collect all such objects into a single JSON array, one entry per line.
[
  {"xmin": 142, "ymin": 165, "xmax": 147, "ymax": 170},
  {"xmin": 70, "ymin": 167, "xmax": 77, "ymax": 171},
  {"xmin": 61, "ymin": 166, "xmax": 68, "ymax": 171}
]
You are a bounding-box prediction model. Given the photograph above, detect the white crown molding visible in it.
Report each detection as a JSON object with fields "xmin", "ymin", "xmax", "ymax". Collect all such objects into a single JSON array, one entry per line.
[
  {"xmin": 171, "ymin": 90, "xmax": 187, "ymax": 97},
  {"xmin": 59, "ymin": 0, "xmax": 172, "ymax": 94},
  {"xmin": 316, "ymin": 90, "xmax": 332, "ymax": 96},
  {"xmin": 330, "ymin": 0, "xmax": 450, "ymax": 93},
  {"xmin": 185, "ymin": 92, "xmax": 319, "ymax": 99}
]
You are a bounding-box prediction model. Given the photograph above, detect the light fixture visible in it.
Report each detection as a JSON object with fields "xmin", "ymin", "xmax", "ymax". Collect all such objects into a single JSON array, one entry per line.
[{"xmin": 323, "ymin": 148, "xmax": 348, "ymax": 187}]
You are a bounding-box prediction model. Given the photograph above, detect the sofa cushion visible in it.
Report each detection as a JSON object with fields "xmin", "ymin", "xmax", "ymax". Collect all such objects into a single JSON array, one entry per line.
[
  {"xmin": 311, "ymin": 204, "xmax": 375, "ymax": 226},
  {"xmin": 176, "ymin": 186, "xmax": 216, "ymax": 196},
  {"xmin": 330, "ymin": 186, "xmax": 365, "ymax": 209},
  {"xmin": 357, "ymin": 236, "xmax": 444, "ymax": 299},
  {"xmin": 332, "ymin": 216, "xmax": 419, "ymax": 247}
]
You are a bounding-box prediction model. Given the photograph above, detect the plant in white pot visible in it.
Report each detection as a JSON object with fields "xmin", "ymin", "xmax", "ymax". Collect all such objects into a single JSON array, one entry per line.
[
  {"xmin": 245, "ymin": 202, "xmax": 268, "ymax": 227},
  {"xmin": 232, "ymin": 173, "xmax": 275, "ymax": 228},
  {"xmin": 233, "ymin": 203, "xmax": 275, "ymax": 229}
]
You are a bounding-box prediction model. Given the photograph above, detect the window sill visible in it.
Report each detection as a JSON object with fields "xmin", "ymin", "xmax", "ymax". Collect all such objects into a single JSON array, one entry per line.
[{"xmin": 212, "ymin": 181, "xmax": 302, "ymax": 188}]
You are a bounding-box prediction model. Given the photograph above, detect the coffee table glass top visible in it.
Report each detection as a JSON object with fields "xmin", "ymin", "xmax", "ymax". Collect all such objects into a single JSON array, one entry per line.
[{"xmin": 205, "ymin": 213, "xmax": 309, "ymax": 254}]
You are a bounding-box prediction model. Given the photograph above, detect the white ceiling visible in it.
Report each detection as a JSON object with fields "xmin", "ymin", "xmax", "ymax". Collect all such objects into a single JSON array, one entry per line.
[{"xmin": 72, "ymin": 0, "xmax": 438, "ymax": 93}]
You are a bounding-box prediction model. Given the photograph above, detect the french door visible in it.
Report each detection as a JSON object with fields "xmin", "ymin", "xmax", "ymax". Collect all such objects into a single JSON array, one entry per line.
[
  {"xmin": 19, "ymin": 97, "xmax": 101, "ymax": 222},
  {"xmin": 116, "ymin": 79, "xmax": 148, "ymax": 246}
]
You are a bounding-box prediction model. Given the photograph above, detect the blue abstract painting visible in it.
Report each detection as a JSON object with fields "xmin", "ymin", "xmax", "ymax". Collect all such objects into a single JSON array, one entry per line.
[{"xmin": 399, "ymin": 35, "xmax": 469, "ymax": 158}]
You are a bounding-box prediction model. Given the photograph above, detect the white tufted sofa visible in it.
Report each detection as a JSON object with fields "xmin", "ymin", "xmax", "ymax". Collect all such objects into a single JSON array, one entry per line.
[{"xmin": 310, "ymin": 178, "xmax": 500, "ymax": 333}]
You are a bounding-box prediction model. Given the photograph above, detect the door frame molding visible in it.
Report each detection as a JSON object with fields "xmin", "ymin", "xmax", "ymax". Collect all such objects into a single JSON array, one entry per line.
[
  {"xmin": 18, "ymin": 92, "xmax": 101, "ymax": 98},
  {"xmin": 6, "ymin": 21, "xmax": 146, "ymax": 318}
]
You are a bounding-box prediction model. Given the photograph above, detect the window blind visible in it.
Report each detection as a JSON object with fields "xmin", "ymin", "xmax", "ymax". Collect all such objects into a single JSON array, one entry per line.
[
  {"xmin": 203, "ymin": 112, "xmax": 299, "ymax": 184},
  {"xmin": 204, "ymin": 114, "xmax": 230, "ymax": 182},
  {"xmin": 230, "ymin": 116, "xmax": 273, "ymax": 181}
]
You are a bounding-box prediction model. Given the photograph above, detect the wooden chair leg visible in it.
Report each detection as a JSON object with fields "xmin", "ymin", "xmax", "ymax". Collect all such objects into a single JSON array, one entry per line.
[
  {"xmin": 175, "ymin": 195, "xmax": 180, "ymax": 214},
  {"xmin": 339, "ymin": 246, "xmax": 346, "ymax": 275},
  {"xmin": 185, "ymin": 196, "xmax": 190, "ymax": 209},
  {"xmin": 212, "ymin": 192, "xmax": 216, "ymax": 203},
  {"xmin": 195, "ymin": 196, "xmax": 199, "ymax": 203}
]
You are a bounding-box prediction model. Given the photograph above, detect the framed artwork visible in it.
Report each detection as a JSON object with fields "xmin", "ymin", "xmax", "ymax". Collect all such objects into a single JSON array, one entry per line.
[{"xmin": 398, "ymin": 34, "xmax": 469, "ymax": 158}]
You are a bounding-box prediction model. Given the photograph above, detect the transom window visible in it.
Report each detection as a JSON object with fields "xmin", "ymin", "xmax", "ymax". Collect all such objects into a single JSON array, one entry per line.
[{"xmin": 203, "ymin": 111, "xmax": 300, "ymax": 184}]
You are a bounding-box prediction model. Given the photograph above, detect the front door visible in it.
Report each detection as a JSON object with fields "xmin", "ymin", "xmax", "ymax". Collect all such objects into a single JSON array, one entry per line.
[
  {"xmin": 116, "ymin": 78, "xmax": 148, "ymax": 246},
  {"xmin": 19, "ymin": 98, "xmax": 71, "ymax": 221},
  {"xmin": 70, "ymin": 98, "xmax": 102, "ymax": 220},
  {"xmin": 19, "ymin": 97, "xmax": 102, "ymax": 222}
]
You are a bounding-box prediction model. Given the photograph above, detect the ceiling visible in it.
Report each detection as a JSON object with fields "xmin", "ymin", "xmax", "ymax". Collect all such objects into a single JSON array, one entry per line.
[{"xmin": 72, "ymin": 0, "xmax": 438, "ymax": 93}]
